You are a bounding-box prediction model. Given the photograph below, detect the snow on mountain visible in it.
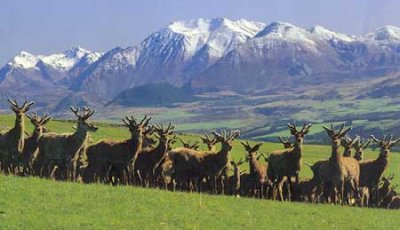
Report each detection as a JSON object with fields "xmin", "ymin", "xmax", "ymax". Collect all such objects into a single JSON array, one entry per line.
[
  {"xmin": 8, "ymin": 51, "xmax": 39, "ymax": 69},
  {"xmin": 167, "ymin": 18, "xmax": 265, "ymax": 57},
  {"xmin": 361, "ymin": 25, "xmax": 400, "ymax": 42},
  {"xmin": 309, "ymin": 25, "xmax": 355, "ymax": 42},
  {"xmin": 39, "ymin": 47, "xmax": 100, "ymax": 70}
]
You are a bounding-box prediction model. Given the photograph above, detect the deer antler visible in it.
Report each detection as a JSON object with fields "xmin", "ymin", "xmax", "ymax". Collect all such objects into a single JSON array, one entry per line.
[{"xmin": 370, "ymin": 135, "xmax": 381, "ymax": 143}]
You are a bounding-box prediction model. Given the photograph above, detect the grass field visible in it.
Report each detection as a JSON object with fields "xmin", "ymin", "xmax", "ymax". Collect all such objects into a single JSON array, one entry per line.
[
  {"xmin": 1, "ymin": 175, "xmax": 400, "ymax": 230},
  {"xmin": 1, "ymin": 114, "xmax": 400, "ymax": 229}
]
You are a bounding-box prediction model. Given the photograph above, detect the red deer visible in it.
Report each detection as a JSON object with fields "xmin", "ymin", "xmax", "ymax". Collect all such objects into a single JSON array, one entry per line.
[
  {"xmin": 314, "ymin": 124, "xmax": 360, "ymax": 205},
  {"xmin": 341, "ymin": 135, "xmax": 359, "ymax": 157},
  {"xmin": 227, "ymin": 157, "xmax": 246, "ymax": 197},
  {"xmin": 22, "ymin": 113, "xmax": 51, "ymax": 176},
  {"xmin": 354, "ymin": 138, "xmax": 371, "ymax": 161},
  {"xmin": 0, "ymin": 98, "xmax": 34, "ymax": 174},
  {"xmin": 241, "ymin": 141, "xmax": 270, "ymax": 198},
  {"xmin": 134, "ymin": 123, "xmax": 175, "ymax": 187},
  {"xmin": 359, "ymin": 135, "xmax": 400, "ymax": 206},
  {"xmin": 35, "ymin": 107, "xmax": 97, "ymax": 180},
  {"xmin": 166, "ymin": 130, "xmax": 240, "ymax": 193},
  {"xmin": 268, "ymin": 123, "xmax": 312, "ymax": 201},
  {"xmin": 82, "ymin": 115, "xmax": 150, "ymax": 184}
]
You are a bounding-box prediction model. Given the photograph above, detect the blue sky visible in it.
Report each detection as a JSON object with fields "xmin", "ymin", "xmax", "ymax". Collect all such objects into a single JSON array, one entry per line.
[{"xmin": 1, "ymin": 0, "xmax": 400, "ymax": 65}]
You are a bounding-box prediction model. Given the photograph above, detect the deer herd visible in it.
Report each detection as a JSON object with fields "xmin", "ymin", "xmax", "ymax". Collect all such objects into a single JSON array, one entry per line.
[{"xmin": 0, "ymin": 98, "xmax": 399, "ymax": 210}]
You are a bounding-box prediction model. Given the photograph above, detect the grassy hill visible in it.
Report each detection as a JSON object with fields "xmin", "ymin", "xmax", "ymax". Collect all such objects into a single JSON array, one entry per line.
[
  {"xmin": 1, "ymin": 175, "xmax": 399, "ymax": 230},
  {"xmin": 1, "ymin": 114, "xmax": 400, "ymax": 229}
]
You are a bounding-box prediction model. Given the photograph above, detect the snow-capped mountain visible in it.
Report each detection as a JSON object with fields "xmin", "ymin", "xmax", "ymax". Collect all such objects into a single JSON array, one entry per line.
[
  {"xmin": 71, "ymin": 18, "xmax": 266, "ymax": 98},
  {"xmin": 2, "ymin": 18, "xmax": 400, "ymax": 112}
]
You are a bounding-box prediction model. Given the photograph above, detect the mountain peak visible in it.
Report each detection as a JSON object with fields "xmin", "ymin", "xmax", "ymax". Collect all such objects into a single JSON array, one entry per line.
[
  {"xmin": 167, "ymin": 18, "xmax": 265, "ymax": 37},
  {"xmin": 309, "ymin": 25, "xmax": 354, "ymax": 42},
  {"xmin": 8, "ymin": 51, "xmax": 38, "ymax": 69},
  {"xmin": 39, "ymin": 47, "xmax": 94, "ymax": 70},
  {"xmin": 362, "ymin": 25, "xmax": 400, "ymax": 41}
]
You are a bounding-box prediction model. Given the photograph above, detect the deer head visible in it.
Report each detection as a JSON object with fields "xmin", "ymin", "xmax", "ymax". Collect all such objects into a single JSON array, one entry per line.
[
  {"xmin": 213, "ymin": 130, "xmax": 240, "ymax": 152},
  {"xmin": 370, "ymin": 135, "xmax": 400, "ymax": 158},
  {"xmin": 354, "ymin": 137, "xmax": 371, "ymax": 161},
  {"xmin": 8, "ymin": 98, "xmax": 35, "ymax": 118},
  {"xmin": 180, "ymin": 138, "xmax": 200, "ymax": 150},
  {"xmin": 341, "ymin": 135, "xmax": 360, "ymax": 157},
  {"xmin": 70, "ymin": 106, "xmax": 98, "ymax": 132},
  {"xmin": 230, "ymin": 157, "xmax": 246, "ymax": 175},
  {"xmin": 240, "ymin": 141, "xmax": 263, "ymax": 160},
  {"xmin": 154, "ymin": 123, "xmax": 175, "ymax": 142},
  {"xmin": 287, "ymin": 123, "xmax": 312, "ymax": 145},
  {"xmin": 322, "ymin": 123, "xmax": 352, "ymax": 147},
  {"xmin": 122, "ymin": 115, "xmax": 152, "ymax": 139},
  {"xmin": 143, "ymin": 125, "xmax": 157, "ymax": 148},
  {"xmin": 278, "ymin": 136, "xmax": 294, "ymax": 149},
  {"xmin": 201, "ymin": 132, "xmax": 218, "ymax": 151},
  {"xmin": 26, "ymin": 113, "xmax": 51, "ymax": 135}
]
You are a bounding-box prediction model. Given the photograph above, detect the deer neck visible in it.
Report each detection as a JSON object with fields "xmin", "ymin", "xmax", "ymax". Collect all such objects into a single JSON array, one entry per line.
[
  {"xmin": 12, "ymin": 114, "xmax": 25, "ymax": 153},
  {"xmin": 215, "ymin": 143, "xmax": 231, "ymax": 165},
  {"xmin": 129, "ymin": 132, "xmax": 143, "ymax": 161},
  {"xmin": 330, "ymin": 142, "xmax": 343, "ymax": 167},
  {"xmin": 153, "ymin": 138, "xmax": 168, "ymax": 159},
  {"xmin": 292, "ymin": 140, "xmax": 303, "ymax": 158},
  {"xmin": 71, "ymin": 127, "xmax": 89, "ymax": 149},
  {"xmin": 249, "ymin": 155, "xmax": 258, "ymax": 173}
]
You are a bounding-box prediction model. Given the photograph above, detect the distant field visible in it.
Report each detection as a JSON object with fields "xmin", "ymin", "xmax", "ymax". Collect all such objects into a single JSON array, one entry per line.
[{"xmin": 1, "ymin": 113, "xmax": 400, "ymax": 229}]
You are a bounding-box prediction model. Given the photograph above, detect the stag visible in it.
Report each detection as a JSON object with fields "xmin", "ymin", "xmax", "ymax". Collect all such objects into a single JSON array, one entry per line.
[
  {"xmin": 341, "ymin": 135, "xmax": 360, "ymax": 157},
  {"xmin": 354, "ymin": 138, "xmax": 371, "ymax": 161},
  {"xmin": 359, "ymin": 135, "xmax": 400, "ymax": 206},
  {"xmin": 0, "ymin": 98, "xmax": 34, "ymax": 174},
  {"xmin": 315, "ymin": 124, "xmax": 360, "ymax": 205},
  {"xmin": 268, "ymin": 123, "xmax": 312, "ymax": 201},
  {"xmin": 34, "ymin": 107, "xmax": 97, "ymax": 180},
  {"xmin": 241, "ymin": 141, "xmax": 270, "ymax": 198},
  {"xmin": 166, "ymin": 130, "xmax": 240, "ymax": 193},
  {"xmin": 227, "ymin": 157, "xmax": 246, "ymax": 197},
  {"xmin": 82, "ymin": 115, "xmax": 150, "ymax": 184},
  {"xmin": 134, "ymin": 123, "xmax": 175, "ymax": 187},
  {"xmin": 22, "ymin": 113, "xmax": 51, "ymax": 176}
]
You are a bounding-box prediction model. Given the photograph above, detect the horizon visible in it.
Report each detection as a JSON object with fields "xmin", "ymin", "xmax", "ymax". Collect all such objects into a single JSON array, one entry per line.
[{"xmin": 2, "ymin": 0, "xmax": 400, "ymax": 65}]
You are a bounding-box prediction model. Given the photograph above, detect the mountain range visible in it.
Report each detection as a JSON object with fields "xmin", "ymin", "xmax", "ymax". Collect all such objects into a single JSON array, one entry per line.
[{"xmin": 1, "ymin": 18, "xmax": 400, "ymax": 116}]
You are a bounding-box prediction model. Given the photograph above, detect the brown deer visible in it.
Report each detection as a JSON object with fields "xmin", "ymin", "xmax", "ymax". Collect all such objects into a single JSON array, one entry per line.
[
  {"xmin": 22, "ymin": 113, "xmax": 51, "ymax": 176},
  {"xmin": 166, "ymin": 130, "xmax": 240, "ymax": 193},
  {"xmin": 35, "ymin": 107, "xmax": 97, "ymax": 180},
  {"xmin": 359, "ymin": 135, "xmax": 400, "ymax": 206},
  {"xmin": 143, "ymin": 125, "xmax": 157, "ymax": 148},
  {"xmin": 241, "ymin": 141, "xmax": 269, "ymax": 198},
  {"xmin": 268, "ymin": 123, "xmax": 312, "ymax": 201},
  {"xmin": 341, "ymin": 135, "xmax": 359, "ymax": 157},
  {"xmin": 134, "ymin": 123, "xmax": 175, "ymax": 187},
  {"xmin": 227, "ymin": 157, "xmax": 246, "ymax": 197},
  {"xmin": 81, "ymin": 115, "xmax": 150, "ymax": 184},
  {"xmin": 354, "ymin": 138, "xmax": 371, "ymax": 161},
  {"xmin": 377, "ymin": 175, "xmax": 398, "ymax": 208},
  {"xmin": 317, "ymin": 124, "xmax": 360, "ymax": 205},
  {"xmin": 0, "ymin": 98, "xmax": 34, "ymax": 174}
]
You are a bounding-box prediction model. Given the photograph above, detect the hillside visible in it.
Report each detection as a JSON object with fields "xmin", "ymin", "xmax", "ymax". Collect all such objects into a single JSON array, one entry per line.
[{"xmin": 1, "ymin": 175, "xmax": 399, "ymax": 229}]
